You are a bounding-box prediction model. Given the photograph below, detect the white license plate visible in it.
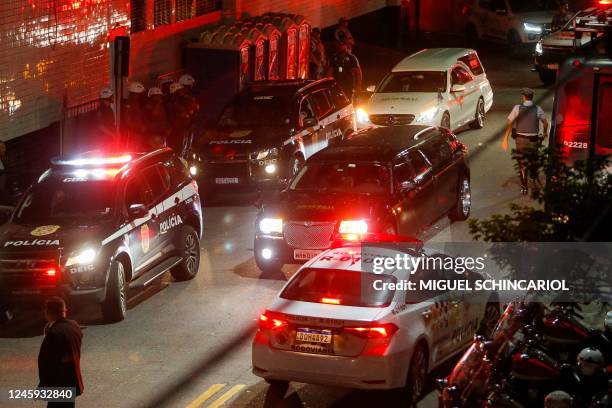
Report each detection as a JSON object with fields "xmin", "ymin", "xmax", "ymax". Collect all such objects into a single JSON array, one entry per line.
[
  {"xmin": 296, "ymin": 328, "xmax": 332, "ymax": 344},
  {"xmin": 215, "ymin": 177, "xmax": 239, "ymax": 184},
  {"xmin": 294, "ymin": 249, "xmax": 322, "ymax": 261},
  {"xmin": 546, "ymin": 63, "xmax": 559, "ymax": 70}
]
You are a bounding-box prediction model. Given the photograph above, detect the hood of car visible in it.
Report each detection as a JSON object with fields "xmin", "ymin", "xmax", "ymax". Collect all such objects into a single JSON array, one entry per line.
[
  {"xmin": 367, "ymin": 92, "xmax": 440, "ymax": 116},
  {"xmin": 542, "ymin": 30, "xmax": 590, "ymax": 47},
  {"xmin": 196, "ymin": 126, "xmax": 289, "ymax": 157},
  {"xmin": 0, "ymin": 222, "xmax": 112, "ymax": 254},
  {"xmin": 519, "ymin": 11, "xmax": 555, "ymax": 25},
  {"xmin": 268, "ymin": 191, "xmax": 388, "ymax": 223}
]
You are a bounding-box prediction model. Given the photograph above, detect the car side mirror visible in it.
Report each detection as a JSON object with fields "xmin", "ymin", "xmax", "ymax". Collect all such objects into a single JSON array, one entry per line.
[
  {"xmin": 366, "ymin": 85, "xmax": 376, "ymax": 92},
  {"xmin": 128, "ymin": 204, "xmax": 148, "ymax": 219},
  {"xmin": 451, "ymin": 84, "xmax": 466, "ymax": 93},
  {"xmin": 302, "ymin": 117, "xmax": 317, "ymax": 128},
  {"xmin": 495, "ymin": 9, "xmax": 507, "ymax": 15},
  {"xmin": 0, "ymin": 206, "xmax": 13, "ymax": 225},
  {"xmin": 399, "ymin": 179, "xmax": 417, "ymax": 193}
]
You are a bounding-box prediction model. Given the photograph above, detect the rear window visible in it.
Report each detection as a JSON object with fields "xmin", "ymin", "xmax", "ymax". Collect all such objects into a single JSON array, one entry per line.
[
  {"xmin": 281, "ymin": 268, "xmax": 396, "ymax": 307},
  {"xmin": 458, "ymin": 53, "xmax": 484, "ymax": 76},
  {"xmin": 378, "ymin": 71, "xmax": 447, "ymax": 93},
  {"xmin": 595, "ymin": 78, "xmax": 612, "ymax": 154}
]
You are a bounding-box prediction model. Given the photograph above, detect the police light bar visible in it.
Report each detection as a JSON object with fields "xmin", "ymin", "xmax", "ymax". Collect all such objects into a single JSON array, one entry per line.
[
  {"xmin": 52, "ymin": 154, "xmax": 132, "ymax": 166},
  {"xmin": 598, "ymin": 0, "xmax": 611, "ymax": 6}
]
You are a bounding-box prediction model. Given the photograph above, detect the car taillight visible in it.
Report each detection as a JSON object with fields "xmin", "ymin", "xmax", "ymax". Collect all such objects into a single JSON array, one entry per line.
[
  {"xmin": 598, "ymin": 0, "xmax": 611, "ymax": 6},
  {"xmin": 321, "ymin": 297, "xmax": 341, "ymax": 305},
  {"xmin": 45, "ymin": 268, "xmax": 57, "ymax": 277},
  {"xmin": 344, "ymin": 323, "xmax": 398, "ymax": 339},
  {"xmin": 338, "ymin": 220, "xmax": 368, "ymax": 235},
  {"xmin": 259, "ymin": 311, "xmax": 288, "ymax": 330}
]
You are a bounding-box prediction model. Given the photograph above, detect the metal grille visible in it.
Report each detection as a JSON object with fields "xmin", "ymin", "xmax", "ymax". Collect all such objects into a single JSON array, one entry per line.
[
  {"xmin": 284, "ymin": 222, "xmax": 335, "ymax": 250},
  {"xmin": 154, "ymin": 0, "xmax": 172, "ymax": 26},
  {"xmin": 0, "ymin": 250, "xmax": 59, "ymax": 289},
  {"xmin": 130, "ymin": 0, "xmax": 147, "ymax": 33},
  {"xmin": 370, "ymin": 114, "xmax": 415, "ymax": 126},
  {"xmin": 195, "ymin": 0, "xmax": 222, "ymax": 16}
]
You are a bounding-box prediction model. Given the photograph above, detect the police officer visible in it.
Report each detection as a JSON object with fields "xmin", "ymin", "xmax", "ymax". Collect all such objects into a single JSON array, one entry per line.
[
  {"xmin": 328, "ymin": 41, "xmax": 362, "ymax": 101},
  {"xmin": 95, "ymin": 87, "xmax": 118, "ymax": 149},
  {"xmin": 123, "ymin": 81, "xmax": 147, "ymax": 151},
  {"xmin": 334, "ymin": 17, "xmax": 355, "ymax": 52},
  {"xmin": 502, "ymin": 88, "xmax": 549, "ymax": 195},
  {"xmin": 166, "ymin": 83, "xmax": 194, "ymax": 155},
  {"xmin": 552, "ymin": 1, "xmax": 573, "ymax": 31},
  {"xmin": 143, "ymin": 87, "xmax": 170, "ymax": 150},
  {"xmin": 309, "ymin": 28, "xmax": 326, "ymax": 79}
]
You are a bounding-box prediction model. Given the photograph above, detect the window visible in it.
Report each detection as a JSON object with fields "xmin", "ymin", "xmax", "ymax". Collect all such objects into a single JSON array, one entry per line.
[
  {"xmin": 141, "ymin": 165, "xmax": 169, "ymax": 205},
  {"xmin": 154, "ymin": 0, "xmax": 172, "ymax": 26},
  {"xmin": 378, "ymin": 71, "xmax": 447, "ymax": 93},
  {"xmin": 125, "ymin": 177, "xmax": 146, "ymax": 210},
  {"xmin": 130, "ymin": 0, "xmax": 146, "ymax": 32},
  {"xmin": 329, "ymin": 83, "xmax": 350, "ymax": 109},
  {"xmin": 408, "ymin": 150, "xmax": 431, "ymax": 179},
  {"xmin": 421, "ymin": 136, "xmax": 452, "ymax": 168},
  {"xmin": 310, "ymin": 90, "xmax": 333, "ymax": 119},
  {"xmin": 451, "ymin": 66, "xmax": 473, "ymax": 85},
  {"xmin": 196, "ymin": 0, "xmax": 222, "ymax": 16},
  {"xmin": 165, "ymin": 158, "xmax": 191, "ymax": 188},
  {"xmin": 299, "ymin": 98, "xmax": 316, "ymax": 126},
  {"xmin": 458, "ymin": 53, "xmax": 484, "ymax": 76},
  {"xmin": 176, "ymin": 0, "xmax": 194, "ymax": 22},
  {"xmin": 596, "ymin": 80, "xmax": 612, "ymax": 153},
  {"xmin": 393, "ymin": 158, "xmax": 416, "ymax": 191}
]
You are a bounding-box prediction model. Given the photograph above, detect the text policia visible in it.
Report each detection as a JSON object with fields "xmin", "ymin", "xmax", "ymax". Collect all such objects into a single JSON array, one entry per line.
[{"xmin": 372, "ymin": 253, "xmax": 486, "ymax": 274}]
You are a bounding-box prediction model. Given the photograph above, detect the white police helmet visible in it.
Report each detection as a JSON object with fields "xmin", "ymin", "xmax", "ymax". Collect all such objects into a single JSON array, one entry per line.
[
  {"xmin": 148, "ymin": 87, "xmax": 163, "ymax": 97},
  {"xmin": 544, "ymin": 390, "xmax": 573, "ymax": 408},
  {"xmin": 128, "ymin": 81, "xmax": 145, "ymax": 94},
  {"xmin": 100, "ymin": 87, "xmax": 113, "ymax": 99},
  {"xmin": 179, "ymin": 74, "xmax": 195, "ymax": 87},
  {"xmin": 169, "ymin": 82, "xmax": 184, "ymax": 94},
  {"xmin": 576, "ymin": 347, "xmax": 605, "ymax": 376}
]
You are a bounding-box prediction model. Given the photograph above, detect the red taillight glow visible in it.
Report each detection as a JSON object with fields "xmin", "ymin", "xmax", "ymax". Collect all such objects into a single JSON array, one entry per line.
[
  {"xmin": 598, "ymin": 0, "xmax": 611, "ymax": 6},
  {"xmin": 321, "ymin": 297, "xmax": 341, "ymax": 305},
  {"xmin": 259, "ymin": 312, "xmax": 288, "ymax": 330},
  {"xmin": 45, "ymin": 268, "xmax": 57, "ymax": 277},
  {"xmin": 344, "ymin": 323, "xmax": 399, "ymax": 339}
]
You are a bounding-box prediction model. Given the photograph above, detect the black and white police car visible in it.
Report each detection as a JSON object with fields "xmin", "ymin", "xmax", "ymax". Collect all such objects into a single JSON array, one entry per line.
[
  {"xmin": 191, "ymin": 79, "xmax": 355, "ymax": 192},
  {"xmin": 0, "ymin": 149, "xmax": 202, "ymax": 322},
  {"xmin": 252, "ymin": 244, "xmax": 500, "ymax": 403}
]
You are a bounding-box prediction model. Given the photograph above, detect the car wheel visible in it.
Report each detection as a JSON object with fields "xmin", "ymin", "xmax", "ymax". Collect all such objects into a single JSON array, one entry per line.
[
  {"xmin": 254, "ymin": 239, "xmax": 284, "ymax": 274},
  {"xmin": 405, "ymin": 343, "xmax": 428, "ymax": 405},
  {"xmin": 538, "ymin": 69, "xmax": 556, "ymax": 85},
  {"xmin": 449, "ymin": 174, "xmax": 471, "ymax": 221},
  {"xmin": 289, "ymin": 154, "xmax": 305, "ymax": 178},
  {"xmin": 478, "ymin": 301, "xmax": 501, "ymax": 338},
  {"xmin": 440, "ymin": 112, "xmax": 451, "ymax": 130},
  {"xmin": 470, "ymin": 98, "xmax": 485, "ymax": 129},
  {"xmin": 508, "ymin": 30, "xmax": 522, "ymax": 56},
  {"xmin": 102, "ymin": 260, "xmax": 128, "ymax": 323},
  {"xmin": 171, "ymin": 226, "xmax": 201, "ymax": 281},
  {"xmin": 265, "ymin": 379, "xmax": 289, "ymax": 396}
]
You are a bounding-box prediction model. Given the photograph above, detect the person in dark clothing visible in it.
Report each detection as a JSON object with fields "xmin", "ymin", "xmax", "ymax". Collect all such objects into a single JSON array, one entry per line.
[
  {"xmin": 123, "ymin": 81, "xmax": 147, "ymax": 151},
  {"xmin": 502, "ymin": 88, "xmax": 549, "ymax": 195},
  {"xmin": 167, "ymin": 82, "xmax": 199, "ymax": 156},
  {"xmin": 328, "ymin": 41, "xmax": 362, "ymax": 101},
  {"xmin": 309, "ymin": 28, "xmax": 326, "ymax": 79},
  {"xmin": 95, "ymin": 87, "xmax": 118, "ymax": 150},
  {"xmin": 551, "ymin": 1, "xmax": 573, "ymax": 31},
  {"xmin": 334, "ymin": 17, "xmax": 355, "ymax": 52},
  {"xmin": 143, "ymin": 87, "xmax": 170, "ymax": 150},
  {"xmin": 38, "ymin": 297, "xmax": 83, "ymax": 408}
]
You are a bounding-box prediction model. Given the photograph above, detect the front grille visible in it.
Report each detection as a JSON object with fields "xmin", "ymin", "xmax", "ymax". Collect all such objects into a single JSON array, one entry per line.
[
  {"xmin": 370, "ymin": 114, "xmax": 415, "ymax": 126},
  {"xmin": 284, "ymin": 221, "xmax": 335, "ymax": 249},
  {"xmin": 0, "ymin": 250, "xmax": 60, "ymax": 289}
]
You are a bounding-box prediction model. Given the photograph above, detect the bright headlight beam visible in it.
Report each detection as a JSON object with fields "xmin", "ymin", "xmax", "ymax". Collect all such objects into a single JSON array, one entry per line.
[
  {"xmin": 523, "ymin": 22, "xmax": 542, "ymax": 33},
  {"xmin": 356, "ymin": 108, "xmax": 369, "ymax": 123},
  {"xmin": 66, "ymin": 248, "xmax": 97, "ymax": 267},
  {"xmin": 259, "ymin": 218, "xmax": 283, "ymax": 234}
]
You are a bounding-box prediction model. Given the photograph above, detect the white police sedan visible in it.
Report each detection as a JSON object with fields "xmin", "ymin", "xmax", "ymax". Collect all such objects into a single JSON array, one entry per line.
[
  {"xmin": 252, "ymin": 245, "xmax": 499, "ymax": 402},
  {"xmin": 356, "ymin": 48, "xmax": 493, "ymax": 132}
]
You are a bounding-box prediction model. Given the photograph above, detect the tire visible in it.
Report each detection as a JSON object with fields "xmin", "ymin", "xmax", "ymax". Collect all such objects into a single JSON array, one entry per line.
[
  {"xmin": 254, "ymin": 239, "xmax": 283, "ymax": 274},
  {"xmin": 171, "ymin": 226, "xmax": 200, "ymax": 281},
  {"xmin": 538, "ymin": 69, "xmax": 556, "ymax": 85},
  {"xmin": 440, "ymin": 112, "xmax": 451, "ymax": 130},
  {"xmin": 508, "ymin": 30, "xmax": 522, "ymax": 56},
  {"xmin": 449, "ymin": 174, "xmax": 471, "ymax": 221},
  {"xmin": 478, "ymin": 301, "xmax": 501, "ymax": 338},
  {"xmin": 102, "ymin": 260, "xmax": 128, "ymax": 323},
  {"xmin": 405, "ymin": 343, "xmax": 429, "ymax": 405},
  {"xmin": 469, "ymin": 98, "xmax": 485, "ymax": 129}
]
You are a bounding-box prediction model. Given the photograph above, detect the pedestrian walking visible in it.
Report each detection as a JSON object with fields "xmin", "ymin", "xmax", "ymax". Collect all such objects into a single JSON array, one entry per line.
[
  {"xmin": 502, "ymin": 88, "xmax": 549, "ymax": 195},
  {"xmin": 309, "ymin": 28, "xmax": 326, "ymax": 79},
  {"xmin": 38, "ymin": 297, "xmax": 83, "ymax": 408},
  {"xmin": 328, "ymin": 41, "xmax": 362, "ymax": 101},
  {"xmin": 334, "ymin": 18, "xmax": 355, "ymax": 52},
  {"xmin": 95, "ymin": 87, "xmax": 118, "ymax": 150}
]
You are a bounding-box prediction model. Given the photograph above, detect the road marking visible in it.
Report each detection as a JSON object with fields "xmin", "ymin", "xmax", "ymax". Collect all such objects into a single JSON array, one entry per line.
[
  {"xmin": 207, "ymin": 384, "xmax": 245, "ymax": 408},
  {"xmin": 186, "ymin": 383, "xmax": 226, "ymax": 408}
]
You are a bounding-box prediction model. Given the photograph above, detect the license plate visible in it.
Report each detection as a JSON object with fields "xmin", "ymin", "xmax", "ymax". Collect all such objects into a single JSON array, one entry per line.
[
  {"xmin": 294, "ymin": 249, "xmax": 322, "ymax": 261},
  {"xmin": 215, "ymin": 177, "xmax": 239, "ymax": 184},
  {"xmin": 546, "ymin": 63, "xmax": 559, "ymax": 70},
  {"xmin": 296, "ymin": 328, "xmax": 332, "ymax": 344}
]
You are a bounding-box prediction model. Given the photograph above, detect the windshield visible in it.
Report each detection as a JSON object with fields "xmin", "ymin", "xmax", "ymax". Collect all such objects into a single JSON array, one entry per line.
[
  {"xmin": 281, "ymin": 268, "xmax": 396, "ymax": 307},
  {"xmin": 509, "ymin": 0, "xmax": 557, "ymax": 13},
  {"xmin": 15, "ymin": 178, "xmax": 115, "ymax": 224},
  {"xmin": 290, "ymin": 163, "xmax": 391, "ymax": 194},
  {"xmin": 378, "ymin": 71, "xmax": 447, "ymax": 93},
  {"xmin": 217, "ymin": 94, "xmax": 293, "ymax": 128}
]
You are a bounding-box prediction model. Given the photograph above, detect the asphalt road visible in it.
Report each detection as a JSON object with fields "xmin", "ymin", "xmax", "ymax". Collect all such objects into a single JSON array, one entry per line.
[{"xmin": 0, "ymin": 40, "xmax": 555, "ymax": 408}]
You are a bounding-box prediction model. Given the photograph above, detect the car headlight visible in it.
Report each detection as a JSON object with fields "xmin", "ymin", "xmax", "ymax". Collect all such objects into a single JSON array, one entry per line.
[
  {"xmin": 356, "ymin": 107, "xmax": 370, "ymax": 123},
  {"xmin": 415, "ymin": 107, "xmax": 439, "ymax": 123},
  {"xmin": 338, "ymin": 220, "xmax": 368, "ymax": 235},
  {"xmin": 259, "ymin": 218, "xmax": 283, "ymax": 234},
  {"xmin": 255, "ymin": 148, "xmax": 279, "ymax": 160},
  {"xmin": 189, "ymin": 165, "xmax": 198, "ymax": 176},
  {"xmin": 523, "ymin": 22, "xmax": 542, "ymax": 34},
  {"xmin": 535, "ymin": 40, "xmax": 543, "ymax": 55},
  {"xmin": 65, "ymin": 248, "xmax": 97, "ymax": 267}
]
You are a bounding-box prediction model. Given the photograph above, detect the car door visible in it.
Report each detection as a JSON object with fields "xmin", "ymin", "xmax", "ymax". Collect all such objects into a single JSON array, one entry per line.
[
  {"xmin": 420, "ymin": 134, "xmax": 459, "ymax": 217},
  {"xmin": 297, "ymin": 95, "xmax": 320, "ymax": 159},
  {"xmin": 328, "ymin": 82, "xmax": 354, "ymax": 136},
  {"xmin": 139, "ymin": 163, "xmax": 171, "ymax": 270},
  {"xmin": 308, "ymin": 90, "xmax": 338, "ymax": 157},
  {"xmin": 449, "ymin": 65, "xmax": 476, "ymax": 127},
  {"xmin": 161, "ymin": 157, "xmax": 192, "ymax": 253},
  {"xmin": 393, "ymin": 150, "xmax": 436, "ymax": 235},
  {"xmin": 122, "ymin": 174, "xmax": 158, "ymax": 278}
]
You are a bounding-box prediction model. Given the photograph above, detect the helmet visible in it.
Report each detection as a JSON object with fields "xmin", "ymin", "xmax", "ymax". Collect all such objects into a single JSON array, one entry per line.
[
  {"xmin": 179, "ymin": 74, "xmax": 195, "ymax": 87},
  {"xmin": 128, "ymin": 81, "xmax": 145, "ymax": 94},
  {"xmin": 100, "ymin": 87, "xmax": 113, "ymax": 99},
  {"xmin": 544, "ymin": 390, "xmax": 573, "ymax": 408},
  {"xmin": 148, "ymin": 87, "xmax": 163, "ymax": 97},
  {"xmin": 605, "ymin": 311, "xmax": 612, "ymax": 333},
  {"xmin": 169, "ymin": 82, "xmax": 184, "ymax": 94},
  {"xmin": 577, "ymin": 347, "xmax": 605, "ymax": 376}
]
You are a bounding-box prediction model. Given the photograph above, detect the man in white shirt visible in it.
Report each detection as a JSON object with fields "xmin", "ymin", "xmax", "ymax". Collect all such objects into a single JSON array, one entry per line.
[{"xmin": 502, "ymin": 88, "xmax": 549, "ymax": 195}]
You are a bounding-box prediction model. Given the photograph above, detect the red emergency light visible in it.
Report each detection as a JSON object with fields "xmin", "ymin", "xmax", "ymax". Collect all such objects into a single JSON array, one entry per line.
[
  {"xmin": 54, "ymin": 154, "xmax": 132, "ymax": 166},
  {"xmin": 45, "ymin": 268, "xmax": 57, "ymax": 277},
  {"xmin": 597, "ymin": 0, "xmax": 611, "ymax": 6}
]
